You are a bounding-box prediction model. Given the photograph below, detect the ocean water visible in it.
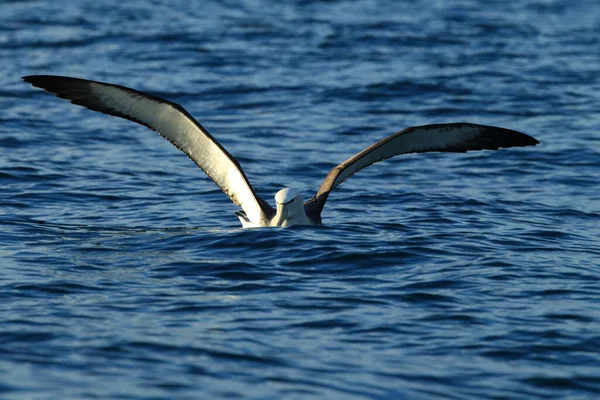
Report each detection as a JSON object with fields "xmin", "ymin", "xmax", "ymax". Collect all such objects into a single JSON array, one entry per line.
[{"xmin": 1, "ymin": 0, "xmax": 600, "ymax": 398}]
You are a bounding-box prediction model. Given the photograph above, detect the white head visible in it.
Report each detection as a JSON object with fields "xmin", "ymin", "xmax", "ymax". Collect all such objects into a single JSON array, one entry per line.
[
  {"xmin": 275, "ymin": 188, "xmax": 300, "ymax": 205},
  {"xmin": 272, "ymin": 188, "xmax": 308, "ymax": 227}
]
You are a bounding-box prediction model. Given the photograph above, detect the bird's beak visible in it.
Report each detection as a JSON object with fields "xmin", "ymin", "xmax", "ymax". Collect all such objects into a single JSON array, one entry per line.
[{"xmin": 274, "ymin": 202, "xmax": 288, "ymax": 227}]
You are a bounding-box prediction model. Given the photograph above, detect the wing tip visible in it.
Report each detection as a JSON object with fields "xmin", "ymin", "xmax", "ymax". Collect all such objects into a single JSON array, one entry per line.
[
  {"xmin": 22, "ymin": 75, "xmax": 80, "ymax": 94},
  {"xmin": 473, "ymin": 124, "xmax": 539, "ymax": 149},
  {"xmin": 22, "ymin": 75, "xmax": 41, "ymax": 87},
  {"xmin": 501, "ymin": 127, "xmax": 540, "ymax": 148},
  {"xmin": 22, "ymin": 74, "xmax": 56, "ymax": 85},
  {"xmin": 529, "ymin": 136, "xmax": 541, "ymax": 146}
]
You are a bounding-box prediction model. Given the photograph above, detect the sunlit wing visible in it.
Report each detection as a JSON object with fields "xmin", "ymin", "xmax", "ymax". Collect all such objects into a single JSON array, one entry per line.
[
  {"xmin": 305, "ymin": 123, "xmax": 539, "ymax": 220},
  {"xmin": 23, "ymin": 75, "xmax": 273, "ymax": 224}
]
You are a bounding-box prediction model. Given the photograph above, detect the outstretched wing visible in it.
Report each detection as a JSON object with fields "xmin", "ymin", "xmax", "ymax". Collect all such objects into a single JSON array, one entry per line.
[
  {"xmin": 23, "ymin": 75, "xmax": 273, "ymax": 224},
  {"xmin": 305, "ymin": 123, "xmax": 539, "ymax": 220}
]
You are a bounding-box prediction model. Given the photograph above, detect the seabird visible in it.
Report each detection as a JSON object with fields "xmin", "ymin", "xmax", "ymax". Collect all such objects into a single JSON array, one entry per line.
[{"xmin": 22, "ymin": 75, "xmax": 539, "ymax": 228}]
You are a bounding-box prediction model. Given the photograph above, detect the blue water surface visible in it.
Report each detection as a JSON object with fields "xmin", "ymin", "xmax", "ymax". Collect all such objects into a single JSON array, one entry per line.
[{"xmin": 1, "ymin": 0, "xmax": 600, "ymax": 398}]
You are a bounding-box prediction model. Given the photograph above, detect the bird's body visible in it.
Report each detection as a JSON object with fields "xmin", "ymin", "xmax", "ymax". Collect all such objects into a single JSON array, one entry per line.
[
  {"xmin": 236, "ymin": 188, "xmax": 315, "ymax": 228},
  {"xmin": 22, "ymin": 75, "xmax": 539, "ymax": 228}
]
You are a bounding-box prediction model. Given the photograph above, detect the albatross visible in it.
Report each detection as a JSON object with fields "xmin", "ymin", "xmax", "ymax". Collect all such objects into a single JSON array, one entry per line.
[{"xmin": 22, "ymin": 75, "xmax": 539, "ymax": 228}]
